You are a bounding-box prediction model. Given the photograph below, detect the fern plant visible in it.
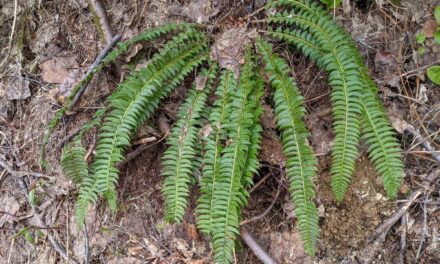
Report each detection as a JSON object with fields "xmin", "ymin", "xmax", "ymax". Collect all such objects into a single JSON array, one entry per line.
[{"xmin": 41, "ymin": 1, "xmax": 405, "ymax": 262}]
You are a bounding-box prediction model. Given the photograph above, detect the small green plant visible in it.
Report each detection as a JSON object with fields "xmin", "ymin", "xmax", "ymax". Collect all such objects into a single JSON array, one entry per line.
[
  {"xmin": 427, "ymin": 65, "xmax": 440, "ymax": 85},
  {"xmin": 42, "ymin": 0, "xmax": 404, "ymax": 262},
  {"xmin": 417, "ymin": 5, "xmax": 440, "ymax": 85},
  {"xmin": 320, "ymin": 0, "xmax": 341, "ymax": 9},
  {"xmin": 435, "ymin": 5, "xmax": 440, "ymax": 44}
]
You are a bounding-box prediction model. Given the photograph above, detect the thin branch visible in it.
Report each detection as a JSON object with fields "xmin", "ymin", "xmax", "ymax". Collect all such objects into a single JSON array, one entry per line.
[
  {"xmin": 16, "ymin": 177, "xmax": 80, "ymax": 264},
  {"xmin": 83, "ymin": 222, "xmax": 90, "ymax": 264},
  {"xmin": 0, "ymin": 158, "xmax": 47, "ymax": 178},
  {"xmin": 368, "ymin": 168, "xmax": 440, "ymax": 243},
  {"xmin": 88, "ymin": 0, "xmax": 113, "ymax": 43},
  {"xmin": 70, "ymin": 34, "xmax": 121, "ymax": 110},
  {"xmin": 240, "ymin": 227, "xmax": 278, "ymax": 264},
  {"xmin": 398, "ymin": 213, "xmax": 408, "ymax": 264},
  {"xmin": 240, "ymin": 179, "xmax": 283, "ymax": 225}
]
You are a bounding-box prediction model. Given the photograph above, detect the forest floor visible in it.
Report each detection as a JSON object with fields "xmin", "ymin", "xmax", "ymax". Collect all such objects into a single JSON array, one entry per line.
[{"xmin": 0, "ymin": 0, "xmax": 439, "ymax": 263}]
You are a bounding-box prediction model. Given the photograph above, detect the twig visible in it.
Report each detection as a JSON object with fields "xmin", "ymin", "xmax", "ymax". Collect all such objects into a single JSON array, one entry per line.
[
  {"xmin": 351, "ymin": 168, "xmax": 440, "ymax": 263},
  {"xmin": 405, "ymin": 125, "xmax": 440, "ymax": 163},
  {"xmin": 0, "ymin": 0, "xmax": 18, "ymax": 70},
  {"xmin": 55, "ymin": 127, "xmax": 82, "ymax": 150},
  {"xmin": 83, "ymin": 222, "xmax": 90, "ymax": 264},
  {"xmin": 240, "ymin": 227, "xmax": 278, "ymax": 264},
  {"xmin": 88, "ymin": 0, "xmax": 113, "ymax": 43},
  {"xmin": 368, "ymin": 168, "xmax": 440, "ymax": 243},
  {"xmin": 398, "ymin": 213, "xmax": 408, "ymax": 264},
  {"xmin": 70, "ymin": 34, "xmax": 121, "ymax": 110},
  {"xmin": 0, "ymin": 158, "xmax": 47, "ymax": 178},
  {"xmin": 132, "ymin": 136, "xmax": 157, "ymax": 145},
  {"xmin": 15, "ymin": 177, "xmax": 80, "ymax": 264},
  {"xmin": 415, "ymin": 196, "xmax": 428, "ymax": 262},
  {"xmin": 240, "ymin": 179, "xmax": 283, "ymax": 225},
  {"xmin": 7, "ymin": 236, "xmax": 15, "ymax": 264}
]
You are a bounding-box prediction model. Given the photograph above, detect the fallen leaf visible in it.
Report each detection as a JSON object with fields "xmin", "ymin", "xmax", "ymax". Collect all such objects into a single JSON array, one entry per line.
[
  {"xmin": 196, "ymin": 75, "xmax": 208, "ymax": 91},
  {"xmin": 210, "ymin": 28, "xmax": 257, "ymax": 75},
  {"xmin": 173, "ymin": 238, "xmax": 193, "ymax": 259},
  {"xmin": 269, "ymin": 229, "xmax": 312, "ymax": 263},
  {"xmin": 59, "ymin": 69, "xmax": 82, "ymax": 99},
  {"xmin": 259, "ymin": 132, "xmax": 285, "ymax": 165},
  {"xmin": 39, "ymin": 57, "xmax": 78, "ymax": 84},
  {"xmin": 374, "ymin": 50, "xmax": 394, "ymax": 65},
  {"xmin": 422, "ymin": 19, "xmax": 438, "ymax": 38},
  {"xmin": 143, "ymin": 238, "xmax": 164, "ymax": 258},
  {"xmin": 4, "ymin": 75, "xmax": 30, "ymax": 100},
  {"xmin": 184, "ymin": 223, "xmax": 200, "ymax": 241},
  {"xmin": 418, "ymin": 84, "xmax": 428, "ymax": 103},
  {"xmin": 31, "ymin": 22, "xmax": 60, "ymax": 54},
  {"xmin": 128, "ymin": 246, "xmax": 144, "ymax": 256},
  {"xmin": 0, "ymin": 195, "xmax": 20, "ymax": 227},
  {"xmin": 184, "ymin": 0, "xmax": 212, "ymax": 24}
]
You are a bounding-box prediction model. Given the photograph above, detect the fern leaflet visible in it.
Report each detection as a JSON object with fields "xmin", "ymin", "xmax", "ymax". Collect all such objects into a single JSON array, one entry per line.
[
  {"xmin": 257, "ymin": 39, "xmax": 318, "ymax": 255},
  {"xmin": 162, "ymin": 67, "xmax": 216, "ymax": 222},
  {"xmin": 197, "ymin": 70, "xmax": 237, "ymax": 235}
]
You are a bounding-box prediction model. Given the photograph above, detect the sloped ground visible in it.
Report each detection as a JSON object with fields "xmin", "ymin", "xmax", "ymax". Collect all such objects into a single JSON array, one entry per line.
[{"xmin": 0, "ymin": 0, "xmax": 439, "ymax": 263}]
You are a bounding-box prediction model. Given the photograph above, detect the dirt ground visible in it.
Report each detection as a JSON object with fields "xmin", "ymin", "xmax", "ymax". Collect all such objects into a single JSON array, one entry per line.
[{"xmin": 0, "ymin": 0, "xmax": 440, "ymax": 263}]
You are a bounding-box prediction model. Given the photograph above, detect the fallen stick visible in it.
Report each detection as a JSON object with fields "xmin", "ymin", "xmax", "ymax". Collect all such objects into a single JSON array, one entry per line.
[
  {"xmin": 391, "ymin": 117, "xmax": 440, "ymax": 163},
  {"xmin": 405, "ymin": 125, "xmax": 440, "ymax": 163},
  {"xmin": 16, "ymin": 175, "xmax": 80, "ymax": 264},
  {"xmin": 0, "ymin": 158, "xmax": 47, "ymax": 178},
  {"xmin": 353, "ymin": 168, "xmax": 440, "ymax": 263},
  {"xmin": 40, "ymin": 34, "xmax": 121, "ymax": 168},
  {"xmin": 88, "ymin": 0, "xmax": 113, "ymax": 44},
  {"xmin": 240, "ymin": 227, "xmax": 278, "ymax": 264},
  {"xmin": 70, "ymin": 34, "xmax": 121, "ymax": 110},
  {"xmin": 367, "ymin": 168, "xmax": 440, "ymax": 243}
]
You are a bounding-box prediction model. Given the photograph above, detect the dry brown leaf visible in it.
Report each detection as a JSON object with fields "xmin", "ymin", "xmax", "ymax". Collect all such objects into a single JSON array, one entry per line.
[
  {"xmin": 422, "ymin": 19, "xmax": 438, "ymax": 38},
  {"xmin": 210, "ymin": 28, "xmax": 257, "ymax": 75},
  {"xmin": 39, "ymin": 57, "xmax": 78, "ymax": 84},
  {"xmin": 184, "ymin": 223, "xmax": 200, "ymax": 241},
  {"xmin": 259, "ymin": 132, "xmax": 285, "ymax": 165},
  {"xmin": 184, "ymin": 0, "xmax": 212, "ymax": 24},
  {"xmin": 173, "ymin": 238, "xmax": 193, "ymax": 259},
  {"xmin": 0, "ymin": 195, "xmax": 20, "ymax": 227},
  {"xmin": 269, "ymin": 229, "xmax": 312, "ymax": 264},
  {"xmin": 4, "ymin": 75, "xmax": 30, "ymax": 100},
  {"xmin": 128, "ymin": 246, "xmax": 144, "ymax": 256}
]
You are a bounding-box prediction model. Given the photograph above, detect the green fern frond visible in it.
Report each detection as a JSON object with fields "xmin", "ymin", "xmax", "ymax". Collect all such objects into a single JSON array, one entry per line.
[
  {"xmin": 268, "ymin": 3, "xmax": 363, "ymax": 202},
  {"xmin": 240, "ymin": 75, "xmax": 264, "ymax": 192},
  {"xmin": 256, "ymin": 39, "xmax": 318, "ymax": 255},
  {"xmin": 211, "ymin": 49, "xmax": 260, "ymax": 264},
  {"xmin": 197, "ymin": 70, "xmax": 237, "ymax": 235},
  {"xmin": 61, "ymin": 139, "xmax": 88, "ymax": 185},
  {"xmin": 40, "ymin": 23, "xmax": 186, "ymax": 169},
  {"xmin": 162, "ymin": 66, "xmax": 216, "ymax": 223},
  {"xmin": 360, "ymin": 85, "xmax": 403, "ymax": 198},
  {"xmin": 103, "ymin": 23, "xmax": 192, "ymax": 63},
  {"xmin": 268, "ymin": 0, "xmax": 403, "ymax": 200},
  {"xmin": 75, "ymin": 30, "xmax": 209, "ymax": 224}
]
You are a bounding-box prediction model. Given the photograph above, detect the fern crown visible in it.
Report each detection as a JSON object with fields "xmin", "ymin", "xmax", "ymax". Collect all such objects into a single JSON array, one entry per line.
[{"xmin": 48, "ymin": 2, "xmax": 404, "ymax": 262}]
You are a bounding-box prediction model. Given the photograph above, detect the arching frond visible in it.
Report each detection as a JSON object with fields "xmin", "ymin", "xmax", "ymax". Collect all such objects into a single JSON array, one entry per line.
[
  {"xmin": 266, "ymin": 0, "xmax": 403, "ymax": 201},
  {"xmin": 257, "ymin": 39, "xmax": 318, "ymax": 255},
  {"xmin": 75, "ymin": 30, "xmax": 209, "ymax": 225},
  {"xmin": 211, "ymin": 49, "xmax": 262, "ymax": 264},
  {"xmin": 197, "ymin": 70, "xmax": 237, "ymax": 235},
  {"xmin": 162, "ymin": 66, "xmax": 217, "ymax": 223},
  {"xmin": 40, "ymin": 23, "xmax": 187, "ymax": 168},
  {"xmin": 61, "ymin": 139, "xmax": 88, "ymax": 185}
]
